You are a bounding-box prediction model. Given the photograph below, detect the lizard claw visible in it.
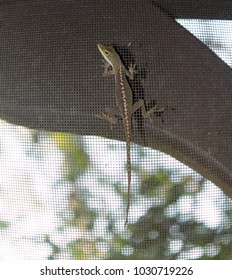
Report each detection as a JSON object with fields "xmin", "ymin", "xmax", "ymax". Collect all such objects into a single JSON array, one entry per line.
[
  {"xmin": 129, "ymin": 63, "xmax": 137, "ymax": 73},
  {"xmin": 128, "ymin": 64, "xmax": 137, "ymax": 80}
]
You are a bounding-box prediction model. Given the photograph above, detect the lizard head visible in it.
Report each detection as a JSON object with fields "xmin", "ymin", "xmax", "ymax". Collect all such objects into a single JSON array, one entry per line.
[{"xmin": 97, "ymin": 43, "xmax": 120, "ymax": 67}]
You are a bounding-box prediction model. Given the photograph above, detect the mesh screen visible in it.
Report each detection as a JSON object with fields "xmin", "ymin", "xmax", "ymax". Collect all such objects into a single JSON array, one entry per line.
[{"xmin": 0, "ymin": 1, "xmax": 232, "ymax": 260}]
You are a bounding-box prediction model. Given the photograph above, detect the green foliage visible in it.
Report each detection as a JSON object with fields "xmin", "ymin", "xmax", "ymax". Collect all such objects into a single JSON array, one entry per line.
[
  {"xmin": 0, "ymin": 220, "xmax": 10, "ymax": 229},
  {"xmin": 2, "ymin": 127, "xmax": 231, "ymax": 260},
  {"xmin": 61, "ymin": 157, "xmax": 232, "ymax": 260},
  {"xmin": 51, "ymin": 132, "xmax": 90, "ymax": 181},
  {"xmin": 126, "ymin": 171, "xmax": 232, "ymax": 260}
]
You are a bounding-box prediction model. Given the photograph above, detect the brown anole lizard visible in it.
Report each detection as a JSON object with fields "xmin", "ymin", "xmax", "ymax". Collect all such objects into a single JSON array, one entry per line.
[{"xmin": 97, "ymin": 43, "xmax": 163, "ymax": 226}]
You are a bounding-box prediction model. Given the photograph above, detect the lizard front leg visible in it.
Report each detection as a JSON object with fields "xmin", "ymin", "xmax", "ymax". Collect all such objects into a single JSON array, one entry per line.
[
  {"xmin": 126, "ymin": 64, "xmax": 137, "ymax": 80},
  {"xmin": 101, "ymin": 60, "xmax": 114, "ymax": 77}
]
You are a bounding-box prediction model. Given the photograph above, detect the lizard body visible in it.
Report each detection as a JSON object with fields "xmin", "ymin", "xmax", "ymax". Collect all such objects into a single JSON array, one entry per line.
[{"xmin": 97, "ymin": 43, "xmax": 163, "ymax": 226}]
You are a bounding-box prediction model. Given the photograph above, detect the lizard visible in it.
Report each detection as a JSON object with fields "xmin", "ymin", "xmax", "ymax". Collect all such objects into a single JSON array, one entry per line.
[{"xmin": 97, "ymin": 43, "xmax": 163, "ymax": 226}]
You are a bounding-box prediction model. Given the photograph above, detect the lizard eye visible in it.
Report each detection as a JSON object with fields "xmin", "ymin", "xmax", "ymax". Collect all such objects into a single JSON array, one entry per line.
[{"xmin": 104, "ymin": 50, "xmax": 109, "ymax": 55}]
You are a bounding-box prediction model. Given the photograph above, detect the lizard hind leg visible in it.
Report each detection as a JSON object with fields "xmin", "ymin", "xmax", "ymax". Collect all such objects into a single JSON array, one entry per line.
[
  {"xmin": 132, "ymin": 99, "xmax": 165, "ymax": 123},
  {"xmin": 95, "ymin": 112, "xmax": 117, "ymax": 130},
  {"xmin": 95, "ymin": 107, "xmax": 121, "ymax": 130}
]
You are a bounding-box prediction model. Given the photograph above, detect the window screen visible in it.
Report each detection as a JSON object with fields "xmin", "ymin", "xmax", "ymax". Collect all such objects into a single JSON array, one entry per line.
[{"xmin": 0, "ymin": 0, "xmax": 232, "ymax": 260}]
